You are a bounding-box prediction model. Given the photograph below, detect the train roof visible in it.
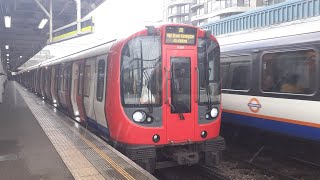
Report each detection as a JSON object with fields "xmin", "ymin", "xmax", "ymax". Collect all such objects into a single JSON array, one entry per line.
[
  {"xmin": 17, "ymin": 40, "xmax": 116, "ymax": 74},
  {"xmin": 218, "ymin": 16, "xmax": 320, "ymax": 53}
]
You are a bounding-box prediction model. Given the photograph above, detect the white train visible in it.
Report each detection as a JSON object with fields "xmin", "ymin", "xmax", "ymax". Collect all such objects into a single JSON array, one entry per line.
[{"xmin": 218, "ymin": 17, "xmax": 320, "ymax": 141}]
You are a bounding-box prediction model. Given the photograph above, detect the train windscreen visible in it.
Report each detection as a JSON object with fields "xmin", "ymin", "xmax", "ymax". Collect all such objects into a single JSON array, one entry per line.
[{"xmin": 121, "ymin": 36, "xmax": 162, "ymax": 106}]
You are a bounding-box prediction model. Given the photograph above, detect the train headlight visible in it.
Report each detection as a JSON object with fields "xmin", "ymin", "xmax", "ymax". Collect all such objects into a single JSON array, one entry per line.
[
  {"xmin": 201, "ymin": 131, "xmax": 207, "ymax": 138},
  {"xmin": 132, "ymin": 111, "xmax": 146, "ymax": 123},
  {"xmin": 210, "ymin": 107, "xmax": 219, "ymax": 119}
]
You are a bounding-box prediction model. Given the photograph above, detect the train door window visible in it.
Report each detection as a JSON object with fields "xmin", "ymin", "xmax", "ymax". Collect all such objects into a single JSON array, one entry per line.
[
  {"xmin": 78, "ymin": 64, "xmax": 84, "ymax": 96},
  {"xmin": 63, "ymin": 67, "xmax": 68, "ymax": 91},
  {"xmin": 171, "ymin": 57, "xmax": 191, "ymax": 113},
  {"xmin": 41, "ymin": 69, "xmax": 46, "ymax": 88},
  {"xmin": 84, "ymin": 65, "xmax": 91, "ymax": 97},
  {"xmin": 58, "ymin": 66, "xmax": 64, "ymax": 91},
  {"xmin": 66, "ymin": 66, "xmax": 72, "ymax": 91},
  {"xmin": 221, "ymin": 55, "xmax": 251, "ymax": 90},
  {"xmin": 96, "ymin": 60, "xmax": 105, "ymax": 102},
  {"xmin": 261, "ymin": 50, "xmax": 317, "ymax": 94}
]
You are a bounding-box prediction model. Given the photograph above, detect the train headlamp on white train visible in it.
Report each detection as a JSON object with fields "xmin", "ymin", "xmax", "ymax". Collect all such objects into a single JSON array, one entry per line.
[{"xmin": 15, "ymin": 23, "xmax": 225, "ymax": 172}]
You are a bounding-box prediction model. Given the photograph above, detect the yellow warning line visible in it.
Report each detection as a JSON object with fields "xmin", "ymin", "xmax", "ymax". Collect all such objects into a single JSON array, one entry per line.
[
  {"xmin": 80, "ymin": 136, "xmax": 135, "ymax": 180},
  {"xmin": 61, "ymin": 120, "xmax": 135, "ymax": 180}
]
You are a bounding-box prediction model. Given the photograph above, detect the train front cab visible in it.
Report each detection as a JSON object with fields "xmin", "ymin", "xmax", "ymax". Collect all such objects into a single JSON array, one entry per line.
[{"xmin": 108, "ymin": 25, "xmax": 225, "ymax": 171}]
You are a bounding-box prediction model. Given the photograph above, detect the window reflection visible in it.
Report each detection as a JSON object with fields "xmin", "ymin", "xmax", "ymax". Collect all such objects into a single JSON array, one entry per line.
[{"xmin": 261, "ymin": 50, "xmax": 317, "ymax": 94}]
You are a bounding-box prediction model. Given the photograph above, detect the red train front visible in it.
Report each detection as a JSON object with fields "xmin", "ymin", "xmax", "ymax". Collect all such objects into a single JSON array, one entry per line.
[
  {"xmin": 16, "ymin": 23, "xmax": 225, "ymax": 172},
  {"xmin": 106, "ymin": 24, "xmax": 225, "ymax": 171}
]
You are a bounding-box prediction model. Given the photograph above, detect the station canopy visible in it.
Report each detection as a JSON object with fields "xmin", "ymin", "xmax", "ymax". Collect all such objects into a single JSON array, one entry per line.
[{"xmin": 0, "ymin": 0, "xmax": 104, "ymax": 71}]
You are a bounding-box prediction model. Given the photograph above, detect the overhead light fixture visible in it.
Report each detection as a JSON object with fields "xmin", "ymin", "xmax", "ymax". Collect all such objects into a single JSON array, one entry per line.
[
  {"xmin": 5, "ymin": 45, "xmax": 9, "ymax": 49},
  {"xmin": 38, "ymin": 18, "xmax": 48, "ymax": 29},
  {"xmin": 6, "ymin": 54, "xmax": 9, "ymax": 57},
  {"xmin": 4, "ymin": 16, "xmax": 11, "ymax": 28},
  {"xmin": 20, "ymin": 56, "xmax": 22, "ymax": 58}
]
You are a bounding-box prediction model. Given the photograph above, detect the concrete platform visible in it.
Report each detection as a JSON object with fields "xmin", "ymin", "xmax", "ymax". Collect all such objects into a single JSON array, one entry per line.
[{"xmin": 0, "ymin": 81, "xmax": 156, "ymax": 180}]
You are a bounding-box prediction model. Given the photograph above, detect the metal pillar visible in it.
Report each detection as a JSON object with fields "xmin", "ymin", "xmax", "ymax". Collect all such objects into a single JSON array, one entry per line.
[
  {"xmin": 75, "ymin": 0, "xmax": 81, "ymax": 35},
  {"xmin": 34, "ymin": 0, "xmax": 53, "ymax": 43},
  {"xmin": 50, "ymin": 0, "xmax": 52, "ymax": 42}
]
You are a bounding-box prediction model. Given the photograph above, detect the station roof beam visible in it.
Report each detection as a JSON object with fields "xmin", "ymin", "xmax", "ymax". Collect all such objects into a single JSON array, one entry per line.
[{"xmin": 0, "ymin": 0, "xmax": 105, "ymax": 71}]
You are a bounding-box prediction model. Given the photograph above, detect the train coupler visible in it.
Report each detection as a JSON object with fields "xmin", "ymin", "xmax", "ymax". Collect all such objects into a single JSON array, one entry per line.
[{"xmin": 173, "ymin": 151, "xmax": 199, "ymax": 166}]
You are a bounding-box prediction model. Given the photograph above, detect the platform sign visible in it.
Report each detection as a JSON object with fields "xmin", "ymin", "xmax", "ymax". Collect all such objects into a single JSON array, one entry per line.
[
  {"xmin": 49, "ymin": 17, "xmax": 94, "ymax": 44},
  {"xmin": 165, "ymin": 26, "xmax": 197, "ymax": 45}
]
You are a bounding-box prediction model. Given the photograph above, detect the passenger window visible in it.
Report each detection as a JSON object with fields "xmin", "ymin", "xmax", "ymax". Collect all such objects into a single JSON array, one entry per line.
[
  {"xmin": 221, "ymin": 64, "xmax": 230, "ymax": 89},
  {"xmin": 261, "ymin": 50, "xmax": 317, "ymax": 94},
  {"xmin": 96, "ymin": 60, "xmax": 106, "ymax": 102},
  {"xmin": 221, "ymin": 55, "xmax": 251, "ymax": 90},
  {"xmin": 84, "ymin": 65, "xmax": 91, "ymax": 97}
]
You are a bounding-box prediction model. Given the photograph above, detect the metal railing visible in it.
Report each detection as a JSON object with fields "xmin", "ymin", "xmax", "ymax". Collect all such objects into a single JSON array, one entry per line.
[{"xmin": 201, "ymin": 0, "xmax": 320, "ymax": 36}]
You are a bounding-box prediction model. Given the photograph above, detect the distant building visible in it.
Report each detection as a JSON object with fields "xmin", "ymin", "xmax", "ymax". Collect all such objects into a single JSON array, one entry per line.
[
  {"xmin": 163, "ymin": 0, "xmax": 286, "ymax": 26},
  {"xmin": 163, "ymin": 0, "xmax": 194, "ymax": 24}
]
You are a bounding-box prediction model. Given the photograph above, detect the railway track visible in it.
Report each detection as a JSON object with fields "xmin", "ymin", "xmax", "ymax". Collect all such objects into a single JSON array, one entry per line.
[
  {"xmin": 195, "ymin": 165, "xmax": 230, "ymax": 180},
  {"xmin": 224, "ymin": 146, "xmax": 320, "ymax": 180},
  {"xmin": 154, "ymin": 165, "xmax": 230, "ymax": 180}
]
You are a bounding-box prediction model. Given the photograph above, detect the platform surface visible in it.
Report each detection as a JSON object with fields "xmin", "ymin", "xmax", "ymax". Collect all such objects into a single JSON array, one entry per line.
[{"xmin": 0, "ymin": 81, "xmax": 156, "ymax": 180}]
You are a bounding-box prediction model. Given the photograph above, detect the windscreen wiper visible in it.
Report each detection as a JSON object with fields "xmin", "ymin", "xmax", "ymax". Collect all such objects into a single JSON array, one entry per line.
[
  {"xmin": 205, "ymin": 41, "xmax": 212, "ymax": 110},
  {"xmin": 143, "ymin": 70, "xmax": 153, "ymax": 113}
]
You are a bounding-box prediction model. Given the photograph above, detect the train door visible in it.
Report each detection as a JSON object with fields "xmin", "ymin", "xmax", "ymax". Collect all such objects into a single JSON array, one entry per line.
[
  {"xmin": 43, "ymin": 68, "xmax": 48, "ymax": 99},
  {"xmin": 83, "ymin": 59, "xmax": 97, "ymax": 122},
  {"xmin": 76, "ymin": 60, "xmax": 86, "ymax": 123},
  {"xmin": 45, "ymin": 67, "xmax": 53, "ymax": 102},
  {"xmin": 93, "ymin": 57, "xmax": 108, "ymax": 128},
  {"xmin": 58, "ymin": 65, "xmax": 66, "ymax": 107},
  {"xmin": 37, "ymin": 68, "xmax": 41, "ymax": 95},
  {"xmin": 41, "ymin": 68, "xmax": 47, "ymax": 98},
  {"xmin": 165, "ymin": 49, "xmax": 196, "ymax": 142},
  {"xmin": 34, "ymin": 70, "xmax": 37, "ymax": 92},
  {"xmin": 64, "ymin": 63, "xmax": 74, "ymax": 116},
  {"xmin": 71, "ymin": 62, "xmax": 80, "ymax": 118},
  {"xmin": 50, "ymin": 67, "xmax": 58, "ymax": 105}
]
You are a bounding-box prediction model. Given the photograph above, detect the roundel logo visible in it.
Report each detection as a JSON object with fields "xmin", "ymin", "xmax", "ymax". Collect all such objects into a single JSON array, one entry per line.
[{"xmin": 248, "ymin": 98, "xmax": 262, "ymax": 113}]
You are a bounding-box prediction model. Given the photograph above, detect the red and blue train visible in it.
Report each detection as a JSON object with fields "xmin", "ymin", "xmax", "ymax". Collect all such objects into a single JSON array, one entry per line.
[{"xmin": 17, "ymin": 23, "xmax": 225, "ymax": 172}]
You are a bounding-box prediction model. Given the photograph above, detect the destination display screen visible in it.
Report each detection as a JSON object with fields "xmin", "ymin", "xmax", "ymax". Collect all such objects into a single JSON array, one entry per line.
[{"xmin": 165, "ymin": 26, "xmax": 197, "ymax": 45}]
